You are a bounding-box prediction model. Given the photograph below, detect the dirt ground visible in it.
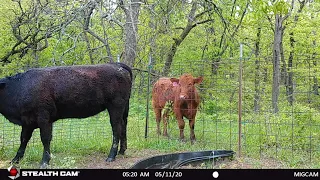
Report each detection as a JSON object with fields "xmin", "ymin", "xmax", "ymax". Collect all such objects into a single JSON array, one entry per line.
[
  {"xmin": 78, "ymin": 149, "xmax": 288, "ymax": 169},
  {"xmin": 78, "ymin": 149, "xmax": 164, "ymax": 169},
  {"xmin": 0, "ymin": 149, "xmax": 288, "ymax": 169}
]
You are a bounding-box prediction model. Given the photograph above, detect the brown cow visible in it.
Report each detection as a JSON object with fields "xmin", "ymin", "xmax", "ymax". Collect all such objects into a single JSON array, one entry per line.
[
  {"xmin": 152, "ymin": 74, "xmax": 203, "ymax": 143},
  {"xmin": 152, "ymin": 78, "xmax": 175, "ymax": 137}
]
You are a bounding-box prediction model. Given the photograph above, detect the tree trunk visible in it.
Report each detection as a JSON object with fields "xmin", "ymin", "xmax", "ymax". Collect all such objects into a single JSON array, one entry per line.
[
  {"xmin": 280, "ymin": 31, "xmax": 287, "ymax": 87},
  {"xmin": 161, "ymin": 1, "xmax": 215, "ymax": 76},
  {"xmin": 83, "ymin": 31, "xmax": 94, "ymax": 64},
  {"xmin": 149, "ymin": 4, "xmax": 156, "ymax": 67},
  {"xmin": 272, "ymin": 14, "xmax": 283, "ymax": 113},
  {"xmin": 286, "ymin": 1, "xmax": 305, "ymax": 105},
  {"xmin": 254, "ymin": 27, "xmax": 261, "ymax": 112},
  {"xmin": 286, "ymin": 33, "xmax": 294, "ymax": 105},
  {"xmin": 162, "ymin": 1, "xmax": 197, "ymax": 76},
  {"xmin": 312, "ymin": 39, "xmax": 318, "ymax": 95},
  {"xmin": 33, "ymin": 48, "xmax": 39, "ymax": 68},
  {"xmin": 148, "ymin": 3, "xmax": 158, "ymax": 83},
  {"xmin": 311, "ymin": 9, "xmax": 318, "ymax": 95},
  {"xmin": 121, "ymin": 0, "xmax": 141, "ymax": 67},
  {"xmin": 162, "ymin": 25, "xmax": 193, "ymax": 76}
]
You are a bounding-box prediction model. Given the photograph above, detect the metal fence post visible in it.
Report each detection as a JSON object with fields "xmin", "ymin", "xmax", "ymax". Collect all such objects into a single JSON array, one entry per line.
[
  {"xmin": 145, "ymin": 55, "xmax": 152, "ymax": 139},
  {"xmin": 238, "ymin": 44, "xmax": 243, "ymax": 157}
]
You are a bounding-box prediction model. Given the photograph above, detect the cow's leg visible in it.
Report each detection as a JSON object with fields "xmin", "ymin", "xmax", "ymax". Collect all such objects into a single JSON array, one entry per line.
[
  {"xmin": 106, "ymin": 106, "xmax": 124, "ymax": 162},
  {"xmin": 163, "ymin": 108, "xmax": 170, "ymax": 137},
  {"xmin": 11, "ymin": 125, "xmax": 35, "ymax": 164},
  {"xmin": 175, "ymin": 112, "xmax": 185, "ymax": 141},
  {"xmin": 154, "ymin": 107, "xmax": 162, "ymax": 135},
  {"xmin": 39, "ymin": 121, "xmax": 53, "ymax": 169},
  {"xmin": 119, "ymin": 100, "xmax": 129, "ymax": 155},
  {"xmin": 189, "ymin": 119, "xmax": 196, "ymax": 144}
]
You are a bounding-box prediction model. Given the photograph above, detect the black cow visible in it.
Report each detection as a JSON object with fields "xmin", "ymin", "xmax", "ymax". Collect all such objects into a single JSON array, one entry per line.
[{"xmin": 0, "ymin": 62, "xmax": 132, "ymax": 168}]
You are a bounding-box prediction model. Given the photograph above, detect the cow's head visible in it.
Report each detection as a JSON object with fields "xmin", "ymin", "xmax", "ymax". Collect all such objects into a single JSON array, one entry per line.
[{"xmin": 170, "ymin": 74, "xmax": 203, "ymax": 100}]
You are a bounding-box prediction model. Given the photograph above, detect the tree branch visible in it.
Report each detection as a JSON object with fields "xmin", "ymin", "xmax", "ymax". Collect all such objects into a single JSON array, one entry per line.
[
  {"xmin": 192, "ymin": 19, "xmax": 214, "ymax": 28},
  {"xmin": 283, "ymin": 0, "xmax": 295, "ymax": 21},
  {"xmin": 230, "ymin": 0, "xmax": 249, "ymax": 38},
  {"xmin": 266, "ymin": 15, "xmax": 275, "ymax": 33}
]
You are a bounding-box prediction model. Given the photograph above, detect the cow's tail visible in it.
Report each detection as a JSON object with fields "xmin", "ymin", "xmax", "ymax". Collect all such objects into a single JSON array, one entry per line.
[{"xmin": 116, "ymin": 62, "xmax": 133, "ymax": 81}]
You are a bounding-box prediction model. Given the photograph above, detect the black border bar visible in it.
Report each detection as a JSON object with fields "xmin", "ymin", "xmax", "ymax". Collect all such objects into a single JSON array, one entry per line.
[{"xmin": 1, "ymin": 169, "xmax": 319, "ymax": 180}]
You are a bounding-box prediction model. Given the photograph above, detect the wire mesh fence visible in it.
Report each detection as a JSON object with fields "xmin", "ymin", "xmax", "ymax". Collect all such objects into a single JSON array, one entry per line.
[
  {"xmin": 134, "ymin": 55, "xmax": 320, "ymax": 167},
  {"xmin": 0, "ymin": 54, "xmax": 319, "ymax": 167}
]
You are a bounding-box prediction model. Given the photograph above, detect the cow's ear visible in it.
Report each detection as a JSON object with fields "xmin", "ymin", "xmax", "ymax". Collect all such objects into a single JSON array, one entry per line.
[
  {"xmin": 0, "ymin": 82, "xmax": 6, "ymax": 89},
  {"xmin": 170, "ymin": 78, "xmax": 179, "ymax": 84},
  {"xmin": 194, "ymin": 76, "xmax": 203, "ymax": 84}
]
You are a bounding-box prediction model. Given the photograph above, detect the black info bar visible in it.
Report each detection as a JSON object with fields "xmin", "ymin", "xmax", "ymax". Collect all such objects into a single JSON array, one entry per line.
[{"xmin": 1, "ymin": 169, "xmax": 319, "ymax": 180}]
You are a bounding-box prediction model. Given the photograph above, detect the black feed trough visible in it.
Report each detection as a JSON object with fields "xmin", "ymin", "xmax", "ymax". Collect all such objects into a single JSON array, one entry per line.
[{"xmin": 130, "ymin": 150, "xmax": 235, "ymax": 169}]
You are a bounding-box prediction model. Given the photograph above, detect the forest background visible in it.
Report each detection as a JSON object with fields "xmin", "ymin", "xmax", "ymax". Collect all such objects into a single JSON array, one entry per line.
[{"xmin": 0, "ymin": 0, "xmax": 319, "ymax": 168}]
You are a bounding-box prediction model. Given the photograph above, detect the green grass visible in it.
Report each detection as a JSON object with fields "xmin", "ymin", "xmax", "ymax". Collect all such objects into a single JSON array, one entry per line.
[{"xmin": 0, "ymin": 97, "xmax": 320, "ymax": 169}]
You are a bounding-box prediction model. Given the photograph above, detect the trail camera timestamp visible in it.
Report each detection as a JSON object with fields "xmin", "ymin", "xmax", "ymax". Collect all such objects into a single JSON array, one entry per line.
[
  {"xmin": 122, "ymin": 171, "xmax": 183, "ymax": 178},
  {"xmin": 154, "ymin": 171, "xmax": 183, "ymax": 178},
  {"xmin": 122, "ymin": 171, "xmax": 150, "ymax": 178}
]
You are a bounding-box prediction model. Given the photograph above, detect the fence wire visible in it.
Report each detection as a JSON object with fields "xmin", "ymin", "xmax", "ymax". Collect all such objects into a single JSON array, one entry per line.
[{"xmin": 138, "ymin": 55, "xmax": 320, "ymax": 167}]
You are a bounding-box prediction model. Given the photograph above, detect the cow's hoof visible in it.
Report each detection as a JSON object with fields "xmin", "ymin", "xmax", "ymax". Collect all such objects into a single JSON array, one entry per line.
[
  {"xmin": 10, "ymin": 160, "xmax": 18, "ymax": 165},
  {"xmin": 10, "ymin": 161, "xmax": 19, "ymax": 166},
  {"xmin": 106, "ymin": 157, "xmax": 115, "ymax": 162},
  {"xmin": 40, "ymin": 163, "xmax": 48, "ymax": 169},
  {"xmin": 10, "ymin": 158, "xmax": 20, "ymax": 165},
  {"xmin": 118, "ymin": 150, "xmax": 125, "ymax": 155}
]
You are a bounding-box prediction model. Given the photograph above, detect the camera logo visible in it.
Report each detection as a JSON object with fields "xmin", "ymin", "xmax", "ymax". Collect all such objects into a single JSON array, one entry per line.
[{"xmin": 8, "ymin": 165, "xmax": 20, "ymax": 180}]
